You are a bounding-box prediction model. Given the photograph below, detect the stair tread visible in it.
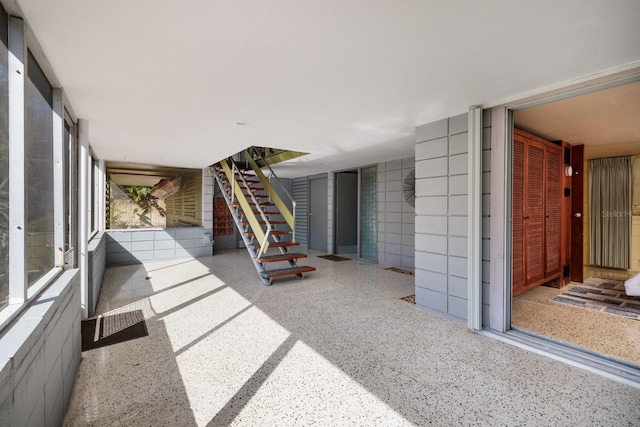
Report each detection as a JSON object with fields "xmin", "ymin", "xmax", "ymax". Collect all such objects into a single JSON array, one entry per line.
[
  {"xmin": 242, "ymin": 220, "xmax": 287, "ymax": 225},
  {"xmin": 223, "ymin": 184, "xmax": 264, "ymax": 190},
  {"xmin": 252, "ymin": 241, "xmax": 299, "ymax": 250},
  {"xmin": 247, "ymin": 230, "xmax": 290, "ymax": 237},
  {"xmin": 221, "ymin": 178, "xmax": 261, "ymax": 184},
  {"xmin": 231, "ymin": 201, "xmax": 275, "ymax": 207},
  {"xmin": 260, "ymin": 265, "xmax": 316, "ymax": 279},
  {"xmin": 254, "ymin": 253, "xmax": 308, "ymax": 263}
]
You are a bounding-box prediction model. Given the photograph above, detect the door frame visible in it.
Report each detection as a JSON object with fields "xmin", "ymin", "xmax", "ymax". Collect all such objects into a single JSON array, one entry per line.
[
  {"xmin": 334, "ymin": 169, "xmax": 359, "ymax": 254},
  {"xmin": 483, "ymin": 65, "xmax": 640, "ymax": 333},
  {"xmin": 475, "ymin": 64, "xmax": 640, "ymax": 381},
  {"xmin": 331, "ymin": 165, "xmax": 378, "ymax": 261}
]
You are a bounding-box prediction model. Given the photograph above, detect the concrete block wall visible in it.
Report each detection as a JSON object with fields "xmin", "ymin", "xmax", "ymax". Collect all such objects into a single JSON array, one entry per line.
[
  {"xmin": 0, "ymin": 270, "xmax": 81, "ymax": 427},
  {"xmin": 377, "ymin": 158, "xmax": 415, "ymax": 270},
  {"xmin": 414, "ymin": 113, "xmax": 469, "ymax": 321},
  {"xmin": 106, "ymin": 228, "xmax": 213, "ymax": 266},
  {"xmin": 326, "ymin": 173, "xmax": 335, "ymax": 254},
  {"xmin": 202, "ymin": 168, "xmax": 214, "ymax": 230},
  {"xmin": 414, "ymin": 112, "xmax": 491, "ymax": 323},
  {"xmin": 88, "ymin": 232, "xmax": 106, "ymax": 317}
]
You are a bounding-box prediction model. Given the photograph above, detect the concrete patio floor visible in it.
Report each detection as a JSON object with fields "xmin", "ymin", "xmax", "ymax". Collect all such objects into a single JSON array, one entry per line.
[{"xmin": 63, "ymin": 249, "xmax": 640, "ymax": 426}]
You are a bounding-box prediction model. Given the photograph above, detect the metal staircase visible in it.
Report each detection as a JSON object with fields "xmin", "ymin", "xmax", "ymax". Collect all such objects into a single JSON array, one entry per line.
[{"xmin": 211, "ymin": 147, "xmax": 315, "ymax": 285}]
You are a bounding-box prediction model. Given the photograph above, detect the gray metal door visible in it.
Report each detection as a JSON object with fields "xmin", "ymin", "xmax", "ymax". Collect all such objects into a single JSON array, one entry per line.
[{"xmin": 309, "ymin": 176, "xmax": 328, "ymax": 251}]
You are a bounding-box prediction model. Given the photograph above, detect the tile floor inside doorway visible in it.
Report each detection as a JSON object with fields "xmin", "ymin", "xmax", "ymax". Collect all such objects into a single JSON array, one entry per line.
[
  {"xmin": 512, "ymin": 283, "xmax": 640, "ymax": 365},
  {"xmin": 63, "ymin": 250, "xmax": 640, "ymax": 426}
]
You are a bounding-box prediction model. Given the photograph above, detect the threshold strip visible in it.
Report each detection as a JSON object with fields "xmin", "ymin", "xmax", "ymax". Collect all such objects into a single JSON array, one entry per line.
[{"xmin": 478, "ymin": 328, "xmax": 640, "ymax": 389}]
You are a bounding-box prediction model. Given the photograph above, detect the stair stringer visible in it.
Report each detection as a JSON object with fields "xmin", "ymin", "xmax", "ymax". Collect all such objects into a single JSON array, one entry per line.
[{"xmin": 212, "ymin": 161, "xmax": 271, "ymax": 285}]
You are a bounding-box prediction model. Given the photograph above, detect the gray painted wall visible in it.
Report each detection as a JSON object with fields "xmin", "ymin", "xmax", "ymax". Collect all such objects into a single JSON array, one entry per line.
[
  {"xmin": 88, "ymin": 232, "xmax": 106, "ymax": 317},
  {"xmin": 378, "ymin": 158, "xmax": 415, "ymax": 270},
  {"xmin": 106, "ymin": 228, "xmax": 213, "ymax": 266},
  {"xmin": 0, "ymin": 270, "xmax": 82, "ymax": 427},
  {"xmin": 414, "ymin": 112, "xmax": 491, "ymax": 323}
]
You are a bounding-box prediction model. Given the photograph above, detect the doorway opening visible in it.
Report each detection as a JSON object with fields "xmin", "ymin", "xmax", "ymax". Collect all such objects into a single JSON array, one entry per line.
[
  {"xmin": 509, "ymin": 79, "xmax": 640, "ymax": 367},
  {"xmin": 333, "ymin": 166, "xmax": 377, "ymax": 261},
  {"xmin": 335, "ymin": 170, "xmax": 358, "ymax": 254}
]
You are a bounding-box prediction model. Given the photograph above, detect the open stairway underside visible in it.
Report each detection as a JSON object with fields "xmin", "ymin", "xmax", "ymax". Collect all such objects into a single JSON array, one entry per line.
[{"xmin": 211, "ymin": 148, "xmax": 315, "ymax": 285}]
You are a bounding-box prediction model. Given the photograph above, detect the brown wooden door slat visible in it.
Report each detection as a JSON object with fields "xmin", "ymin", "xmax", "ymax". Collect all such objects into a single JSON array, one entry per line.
[
  {"xmin": 545, "ymin": 149, "xmax": 561, "ymax": 276},
  {"xmin": 512, "ymin": 140, "xmax": 525, "ymax": 291},
  {"xmin": 526, "ymin": 144, "xmax": 545, "ymax": 284}
]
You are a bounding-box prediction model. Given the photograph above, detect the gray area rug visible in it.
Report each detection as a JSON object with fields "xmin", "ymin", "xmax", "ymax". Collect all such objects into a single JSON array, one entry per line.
[{"xmin": 551, "ymin": 278, "xmax": 640, "ymax": 320}]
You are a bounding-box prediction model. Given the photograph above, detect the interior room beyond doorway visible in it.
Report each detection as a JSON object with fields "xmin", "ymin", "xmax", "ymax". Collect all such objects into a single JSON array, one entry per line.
[{"xmin": 510, "ymin": 79, "xmax": 640, "ymax": 367}]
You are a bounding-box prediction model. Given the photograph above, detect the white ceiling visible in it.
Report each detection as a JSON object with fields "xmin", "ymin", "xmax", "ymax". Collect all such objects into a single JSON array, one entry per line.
[
  {"xmin": 514, "ymin": 80, "xmax": 640, "ymax": 146},
  {"xmin": 8, "ymin": 0, "xmax": 640, "ymax": 177}
]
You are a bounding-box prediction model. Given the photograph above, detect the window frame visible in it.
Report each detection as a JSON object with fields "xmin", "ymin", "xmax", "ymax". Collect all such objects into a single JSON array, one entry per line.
[
  {"xmin": 0, "ymin": 14, "xmax": 69, "ymax": 331},
  {"xmin": 0, "ymin": 3, "xmax": 10, "ymax": 313}
]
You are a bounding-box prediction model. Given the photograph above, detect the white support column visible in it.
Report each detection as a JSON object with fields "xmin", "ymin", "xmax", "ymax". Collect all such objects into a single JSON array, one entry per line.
[
  {"xmin": 467, "ymin": 106, "xmax": 483, "ymax": 330},
  {"xmin": 78, "ymin": 119, "xmax": 89, "ymax": 319},
  {"xmin": 98, "ymin": 159, "xmax": 106, "ymax": 232},
  {"xmin": 53, "ymin": 88, "xmax": 65, "ymax": 267},
  {"xmin": 8, "ymin": 16, "xmax": 26, "ymax": 303}
]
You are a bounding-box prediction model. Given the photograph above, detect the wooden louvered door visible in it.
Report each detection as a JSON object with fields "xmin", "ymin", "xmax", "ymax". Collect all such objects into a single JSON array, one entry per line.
[
  {"xmin": 525, "ymin": 142, "xmax": 546, "ymax": 285},
  {"xmin": 512, "ymin": 140, "xmax": 525, "ymax": 291},
  {"xmin": 512, "ymin": 129, "xmax": 563, "ymax": 296},
  {"xmin": 545, "ymin": 149, "xmax": 562, "ymax": 277}
]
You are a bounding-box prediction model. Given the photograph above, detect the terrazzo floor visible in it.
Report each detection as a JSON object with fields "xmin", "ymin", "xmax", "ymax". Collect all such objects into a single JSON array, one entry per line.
[
  {"xmin": 512, "ymin": 283, "xmax": 640, "ymax": 365},
  {"xmin": 63, "ymin": 250, "xmax": 640, "ymax": 426}
]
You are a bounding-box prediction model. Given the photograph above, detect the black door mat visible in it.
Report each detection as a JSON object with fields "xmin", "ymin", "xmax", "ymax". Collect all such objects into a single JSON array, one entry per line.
[
  {"xmin": 317, "ymin": 254, "xmax": 351, "ymax": 261},
  {"xmin": 81, "ymin": 309, "xmax": 149, "ymax": 352},
  {"xmin": 551, "ymin": 278, "xmax": 640, "ymax": 320}
]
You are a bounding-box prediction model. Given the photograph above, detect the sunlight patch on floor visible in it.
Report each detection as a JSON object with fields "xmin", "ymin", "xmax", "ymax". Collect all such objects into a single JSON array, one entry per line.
[
  {"xmin": 159, "ymin": 286, "xmax": 252, "ymax": 353},
  {"xmin": 175, "ymin": 304, "xmax": 290, "ymax": 426},
  {"xmin": 232, "ymin": 340, "xmax": 412, "ymax": 426},
  {"xmin": 148, "ymin": 275, "xmax": 226, "ymax": 314}
]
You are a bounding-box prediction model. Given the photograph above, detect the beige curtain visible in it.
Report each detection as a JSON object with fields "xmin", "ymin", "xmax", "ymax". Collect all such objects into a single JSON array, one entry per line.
[{"xmin": 589, "ymin": 156, "xmax": 634, "ymax": 269}]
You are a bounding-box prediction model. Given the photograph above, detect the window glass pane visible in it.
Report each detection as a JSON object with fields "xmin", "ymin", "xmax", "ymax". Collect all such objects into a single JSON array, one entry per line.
[
  {"xmin": 26, "ymin": 51, "xmax": 54, "ymax": 286},
  {"xmin": 359, "ymin": 166, "xmax": 377, "ymax": 261},
  {"xmin": 0, "ymin": 7, "xmax": 9, "ymax": 309}
]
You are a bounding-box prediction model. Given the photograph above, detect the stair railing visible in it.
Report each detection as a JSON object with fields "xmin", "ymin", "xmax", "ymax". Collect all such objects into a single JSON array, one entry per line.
[
  {"xmin": 245, "ymin": 147, "xmax": 297, "ymax": 242},
  {"xmin": 219, "ymin": 158, "xmax": 272, "ymax": 257}
]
